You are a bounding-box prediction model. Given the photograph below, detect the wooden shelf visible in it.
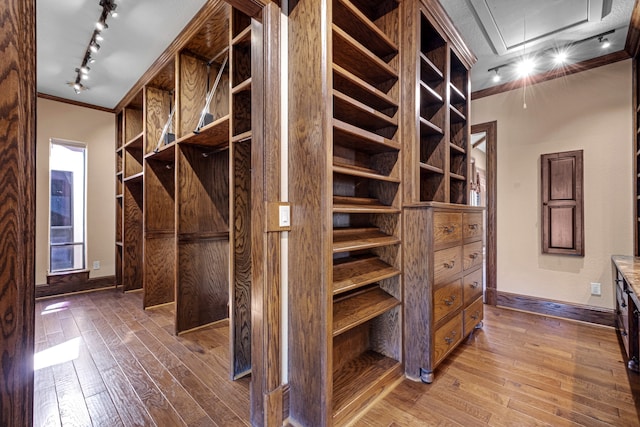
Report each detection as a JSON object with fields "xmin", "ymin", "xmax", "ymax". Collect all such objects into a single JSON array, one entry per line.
[
  {"xmin": 232, "ymin": 25, "xmax": 251, "ymax": 46},
  {"xmin": 145, "ymin": 141, "xmax": 176, "ymax": 161},
  {"xmin": 116, "ymin": 241, "xmax": 123, "ymax": 247},
  {"xmin": 116, "ymin": 171, "xmax": 124, "ymax": 177},
  {"xmin": 333, "ymin": 162, "xmax": 400, "ymax": 183},
  {"xmin": 333, "ymin": 195, "xmax": 400, "ymax": 214},
  {"xmin": 116, "ymin": 194, "xmax": 123, "ymax": 199},
  {"xmin": 420, "ymin": 162, "xmax": 444, "ymax": 174},
  {"xmin": 116, "ymin": 147, "xmax": 123, "ymax": 154},
  {"xmin": 232, "ymin": 130, "xmax": 252, "ymax": 143},
  {"xmin": 333, "ymin": 255, "xmax": 400, "ymax": 295},
  {"xmin": 333, "ymin": 64, "xmax": 397, "ymax": 112},
  {"xmin": 333, "ymin": 119, "xmax": 400, "ymax": 153},
  {"xmin": 333, "ymin": 90, "xmax": 397, "ymax": 131},
  {"xmin": 124, "ymin": 132, "xmax": 144, "ymax": 150},
  {"xmin": 449, "ymin": 105, "xmax": 466, "ymax": 123},
  {"xmin": 450, "ymin": 172, "xmax": 466, "ymax": 181},
  {"xmin": 333, "ymin": 286, "xmax": 399, "ymax": 336},
  {"xmin": 420, "ymin": 52, "xmax": 444, "ymax": 82},
  {"xmin": 420, "ymin": 117, "xmax": 444, "ymax": 135},
  {"xmin": 332, "ymin": 351, "xmax": 401, "ymax": 421},
  {"xmin": 333, "ymin": 0, "xmax": 398, "ymax": 59},
  {"xmin": 176, "ymin": 114, "xmax": 230, "ymax": 148},
  {"xmin": 177, "ymin": 231, "xmax": 230, "ymax": 242},
  {"xmin": 420, "ymin": 81, "xmax": 443, "ymax": 104},
  {"xmin": 232, "ymin": 77, "xmax": 252, "ymax": 94},
  {"xmin": 332, "ymin": 24, "xmax": 397, "ymax": 85},
  {"xmin": 450, "ymin": 142, "xmax": 466, "ymax": 155},
  {"xmin": 333, "ymin": 227, "xmax": 400, "ymax": 253},
  {"xmin": 123, "ymin": 171, "xmax": 144, "ymax": 183},
  {"xmin": 449, "ymin": 82, "xmax": 466, "ymax": 103}
]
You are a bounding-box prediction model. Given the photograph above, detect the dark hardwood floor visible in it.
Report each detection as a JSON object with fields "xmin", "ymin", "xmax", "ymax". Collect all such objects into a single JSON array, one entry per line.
[{"xmin": 34, "ymin": 289, "xmax": 640, "ymax": 426}]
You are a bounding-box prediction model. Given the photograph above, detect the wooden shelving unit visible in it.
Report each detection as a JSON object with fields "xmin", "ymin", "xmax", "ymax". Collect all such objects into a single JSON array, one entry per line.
[
  {"xmin": 228, "ymin": 8, "xmax": 253, "ymax": 379},
  {"xmin": 289, "ymin": 0, "xmax": 403, "ymax": 424},
  {"xmin": 634, "ymin": 56, "xmax": 640, "ymax": 256},
  {"xmin": 114, "ymin": 1, "xmax": 253, "ymax": 380},
  {"xmin": 121, "ymin": 90, "xmax": 144, "ymax": 292},
  {"xmin": 143, "ymin": 60, "xmax": 176, "ymax": 309}
]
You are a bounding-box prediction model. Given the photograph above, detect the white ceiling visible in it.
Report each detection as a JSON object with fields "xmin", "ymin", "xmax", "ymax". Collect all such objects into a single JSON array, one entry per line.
[
  {"xmin": 37, "ymin": 0, "xmax": 207, "ymax": 109},
  {"xmin": 441, "ymin": 0, "xmax": 635, "ymax": 91},
  {"xmin": 37, "ymin": 0, "xmax": 636, "ymax": 109}
]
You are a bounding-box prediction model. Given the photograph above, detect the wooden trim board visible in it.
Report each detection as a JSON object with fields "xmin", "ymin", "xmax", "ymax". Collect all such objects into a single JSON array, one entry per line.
[
  {"xmin": 496, "ymin": 291, "xmax": 615, "ymax": 327},
  {"xmin": 38, "ymin": 92, "xmax": 116, "ymax": 113},
  {"xmin": 37, "ymin": 275, "xmax": 116, "ymax": 299}
]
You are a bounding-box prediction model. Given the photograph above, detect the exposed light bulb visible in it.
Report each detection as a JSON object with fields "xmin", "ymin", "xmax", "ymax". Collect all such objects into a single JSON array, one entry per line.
[
  {"xmin": 81, "ymin": 74, "xmax": 89, "ymax": 80},
  {"xmin": 80, "ymin": 66, "xmax": 90, "ymax": 74},
  {"xmin": 554, "ymin": 51, "xmax": 568, "ymax": 65},
  {"xmin": 73, "ymin": 82, "xmax": 81, "ymax": 91},
  {"xmin": 95, "ymin": 21, "xmax": 107, "ymax": 31},
  {"xmin": 90, "ymin": 42, "xmax": 100, "ymax": 53},
  {"xmin": 95, "ymin": 33, "xmax": 104, "ymax": 42},
  {"xmin": 492, "ymin": 71, "xmax": 501, "ymax": 83},
  {"xmin": 601, "ymin": 38, "xmax": 611, "ymax": 49},
  {"xmin": 89, "ymin": 57, "xmax": 96, "ymax": 64},
  {"xmin": 516, "ymin": 58, "xmax": 535, "ymax": 77},
  {"xmin": 110, "ymin": 10, "xmax": 118, "ymax": 18}
]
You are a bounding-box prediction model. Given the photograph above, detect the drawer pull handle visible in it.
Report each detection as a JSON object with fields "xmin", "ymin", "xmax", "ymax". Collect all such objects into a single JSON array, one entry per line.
[
  {"xmin": 469, "ymin": 224, "xmax": 479, "ymax": 230},
  {"xmin": 470, "ymin": 281, "xmax": 480, "ymax": 289},
  {"xmin": 442, "ymin": 225, "xmax": 455, "ymax": 234},
  {"xmin": 470, "ymin": 253, "xmax": 479, "ymax": 260},
  {"xmin": 471, "ymin": 311, "xmax": 480, "ymax": 320},
  {"xmin": 444, "ymin": 260, "xmax": 455, "ymax": 269},
  {"xmin": 444, "ymin": 330, "xmax": 457, "ymax": 344},
  {"xmin": 443, "ymin": 295, "xmax": 457, "ymax": 306}
]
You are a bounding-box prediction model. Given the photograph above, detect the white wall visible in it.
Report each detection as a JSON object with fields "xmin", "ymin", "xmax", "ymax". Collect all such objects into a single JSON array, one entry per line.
[
  {"xmin": 36, "ymin": 97, "xmax": 116, "ymax": 284},
  {"xmin": 471, "ymin": 59, "xmax": 633, "ymax": 309}
]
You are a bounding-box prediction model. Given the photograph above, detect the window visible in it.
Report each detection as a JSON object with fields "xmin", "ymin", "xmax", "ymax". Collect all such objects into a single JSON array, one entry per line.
[
  {"xmin": 541, "ymin": 150, "xmax": 584, "ymax": 256},
  {"xmin": 49, "ymin": 140, "xmax": 86, "ymax": 272}
]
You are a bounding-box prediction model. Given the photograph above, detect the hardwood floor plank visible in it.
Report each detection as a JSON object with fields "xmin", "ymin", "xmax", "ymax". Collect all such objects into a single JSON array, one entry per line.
[
  {"xmin": 33, "ymin": 385, "xmax": 61, "ymax": 427},
  {"xmin": 84, "ymin": 391, "xmax": 124, "ymax": 427}
]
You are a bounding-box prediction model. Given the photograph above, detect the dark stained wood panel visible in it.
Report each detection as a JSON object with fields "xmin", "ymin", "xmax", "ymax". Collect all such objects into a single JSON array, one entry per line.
[
  {"xmin": 0, "ymin": 1, "xmax": 36, "ymax": 424},
  {"xmin": 145, "ymin": 157, "xmax": 175, "ymax": 232},
  {"xmin": 333, "ymin": 227, "xmax": 400, "ymax": 253},
  {"xmin": 123, "ymin": 182, "xmax": 143, "ymax": 292},
  {"xmin": 145, "ymin": 86, "xmax": 173, "ymax": 155},
  {"xmin": 182, "ymin": 2, "xmax": 230, "ymax": 61},
  {"xmin": 176, "ymin": 239, "xmax": 229, "ymax": 333},
  {"xmin": 178, "ymin": 53, "xmax": 209, "ymax": 138},
  {"xmin": 333, "ymin": 286, "xmax": 400, "ymax": 336},
  {"xmin": 143, "ymin": 236, "xmax": 175, "ymax": 308},
  {"xmin": 232, "ymin": 139, "xmax": 252, "ymax": 377},
  {"xmin": 147, "ymin": 59, "xmax": 176, "ymax": 92},
  {"xmin": 333, "ymin": 255, "xmax": 400, "ymax": 295}
]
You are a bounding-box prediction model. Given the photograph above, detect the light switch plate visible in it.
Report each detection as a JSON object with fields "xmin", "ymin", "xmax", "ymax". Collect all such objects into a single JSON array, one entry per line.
[
  {"xmin": 590, "ymin": 282, "xmax": 601, "ymax": 296},
  {"xmin": 279, "ymin": 205, "xmax": 290, "ymax": 227}
]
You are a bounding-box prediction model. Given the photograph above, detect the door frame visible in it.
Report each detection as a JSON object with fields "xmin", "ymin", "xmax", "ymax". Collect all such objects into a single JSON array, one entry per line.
[{"xmin": 471, "ymin": 121, "xmax": 497, "ymax": 305}]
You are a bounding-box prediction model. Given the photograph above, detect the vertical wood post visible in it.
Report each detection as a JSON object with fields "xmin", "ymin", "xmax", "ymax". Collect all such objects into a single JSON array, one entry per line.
[{"xmin": 0, "ymin": 0, "xmax": 36, "ymax": 425}]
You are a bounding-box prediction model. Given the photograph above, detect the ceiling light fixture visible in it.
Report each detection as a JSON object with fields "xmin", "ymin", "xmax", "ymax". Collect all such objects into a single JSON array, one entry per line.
[
  {"xmin": 486, "ymin": 29, "xmax": 615, "ymax": 86},
  {"xmin": 68, "ymin": 0, "xmax": 119, "ymax": 94}
]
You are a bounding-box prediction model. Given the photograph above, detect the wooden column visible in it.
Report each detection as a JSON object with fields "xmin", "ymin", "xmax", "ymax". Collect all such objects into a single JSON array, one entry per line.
[
  {"xmin": 0, "ymin": 0, "xmax": 36, "ymax": 425},
  {"xmin": 250, "ymin": 2, "xmax": 284, "ymax": 426}
]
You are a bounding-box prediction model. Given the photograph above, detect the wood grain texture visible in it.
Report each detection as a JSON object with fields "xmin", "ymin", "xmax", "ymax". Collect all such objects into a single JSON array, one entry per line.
[
  {"xmin": 143, "ymin": 236, "xmax": 175, "ymax": 309},
  {"xmin": 176, "ymin": 239, "xmax": 229, "ymax": 334},
  {"xmin": 231, "ymin": 138, "xmax": 251, "ymax": 377},
  {"xmin": 471, "ymin": 121, "xmax": 497, "ymax": 305},
  {"xmin": 179, "ymin": 53, "xmax": 210, "ymax": 138},
  {"xmin": 357, "ymin": 304, "xmax": 640, "ymax": 427},
  {"xmin": 46, "ymin": 270, "xmax": 90, "ymax": 286},
  {"xmin": 123, "ymin": 182, "xmax": 144, "ymax": 291},
  {"xmin": 177, "ymin": 145, "xmax": 229, "ymax": 234},
  {"xmin": 287, "ymin": 0, "xmax": 333, "ymax": 425},
  {"xmin": 496, "ymin": 291, "xmax": 615, "ymax": 327},
  {"xmin": 37, "ymin": 275, "xmax": 115, "ymax": 298},
  {"xmin": 124, "ymin": 105, "xmax": 144, "ymax": 141},
  {"xmin": 144, "ymin": 86, "xmax": 173, "ymax": 155},
  {"xmin": 144, "ymin": 156, "xmax": 175, "ymax": 233},
  {"xmin": 0, "ymin": 1, "xmax": 36, "ymax": 425}
]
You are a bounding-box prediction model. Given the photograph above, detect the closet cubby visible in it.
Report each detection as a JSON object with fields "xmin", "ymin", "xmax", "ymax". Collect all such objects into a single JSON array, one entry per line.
[
  {"xmin": 229, "ymin": 8, "xmax": 252, "ymax": 378},
  {"xmin": 289, "ymin": 0, "xmax": 403, "ymax": 424},
  {"xmin": 122, "ymin": 179, "xmax": 143, "ymax": 291}
]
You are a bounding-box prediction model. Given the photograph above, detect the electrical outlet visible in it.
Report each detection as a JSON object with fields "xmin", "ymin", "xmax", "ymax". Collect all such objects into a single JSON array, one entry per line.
[
  {"xmin": 590, "ymin": 282, "xmax": 601, "ymax": 296},
  {"xmin": 93, "ymin": 260, "xmax": 100, "ymax": 270}
]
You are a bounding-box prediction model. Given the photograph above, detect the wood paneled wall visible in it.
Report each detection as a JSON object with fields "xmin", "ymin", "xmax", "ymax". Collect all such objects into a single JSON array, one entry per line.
[{"xmin": 0, "ymin": 0, "xmax": 36, "ymax": 425}]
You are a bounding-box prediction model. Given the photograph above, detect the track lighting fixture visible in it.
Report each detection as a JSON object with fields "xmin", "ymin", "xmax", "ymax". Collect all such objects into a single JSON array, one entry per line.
[
  {"xmin": 486, "ymin": 29, "xmax": 615, "ymax": 86},
  {"xmin": 68, "ymin": 0, "xmax": 119, "ymax": 94}
]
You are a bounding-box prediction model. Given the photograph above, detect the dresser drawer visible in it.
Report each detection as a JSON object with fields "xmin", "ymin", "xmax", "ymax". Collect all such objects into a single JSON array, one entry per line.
[
  {"xmin": 433, "ymin": 279, "xmax": 462, "ymax": 323},
  {"xmin": 463, "ymin": 297, "xmax": 483, "ymax": 336},
  {"xmin": 434, "ymin": 246, "xmax": 462, "ymax": 284},
  {"xmin": 463, "ymin": 212, "xmax": 483, "ymax": 241},
  {"xmin": 463, "ymin": 268, "xmax": 482, "ymax": 306},
  {"xmin": 463, "ymin": 241, "xmax": 483, "ymax": 271},
  {"xmin": 434, "ymin": 313, "xmax": 463, "ymax": 366},
  {"xmin": 433, "ymin": 212, "xmax": 462, "ymax": 246}
]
